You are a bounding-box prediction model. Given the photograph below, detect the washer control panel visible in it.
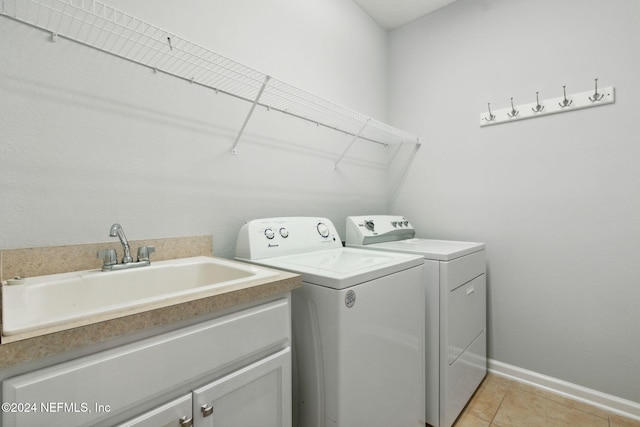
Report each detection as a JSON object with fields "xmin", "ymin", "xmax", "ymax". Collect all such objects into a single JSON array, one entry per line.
[
  {"xmin": 236, "ymin": 217, "xmax": 342, "ymax": 260},
  {"xmin": 345, "ymin": 215, "xmax": 416, "ymax": 245}
]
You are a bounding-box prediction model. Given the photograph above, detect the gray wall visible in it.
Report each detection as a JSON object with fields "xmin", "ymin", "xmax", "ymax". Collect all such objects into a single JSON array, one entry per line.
[
  {"xmin": 389, "ymin": 0, "xmax": 640, "ymax": 403},
  {"xmin": 0, "ymin": 0, "xmax": 391, "ymax": 258}
]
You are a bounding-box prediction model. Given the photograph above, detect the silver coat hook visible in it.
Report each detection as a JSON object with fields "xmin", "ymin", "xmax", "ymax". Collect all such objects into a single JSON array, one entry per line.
[
  {"xmin": 483, "ymin": 103, "xmax": 496, "ymax": 122},
  {"xmin": 559, "ymin": 85, "xmax": 573, "ymax": 108},
  {"xmin": 531, "ymin": 91, "xmax": 545, "ymax": 113},
  {"xmin": 589, "ymin": 78, "xmax": 605, "ymax": 102},
  {"xmin": 507, "ymin": 97, "xmax": 519, "ymax": 118}
]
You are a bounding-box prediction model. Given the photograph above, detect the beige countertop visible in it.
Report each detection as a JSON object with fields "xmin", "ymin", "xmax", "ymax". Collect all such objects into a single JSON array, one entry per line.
[
  {"xmin": 0, "ymin": 266, "xmax": 300, "ymax": 370},
  {"xmin": 0, "ymin": 236, "xmax": 300, "ymax": 370}
]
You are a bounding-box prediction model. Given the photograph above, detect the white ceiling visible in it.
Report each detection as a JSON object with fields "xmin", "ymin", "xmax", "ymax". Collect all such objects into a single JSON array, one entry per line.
[{"xmin": 353, "ymin": 0, "xmax": 457, "ymax": 30}]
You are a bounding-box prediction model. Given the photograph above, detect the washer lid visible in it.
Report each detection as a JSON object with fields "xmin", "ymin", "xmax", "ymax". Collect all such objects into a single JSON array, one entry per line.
[
  {"xmin": 250, "ymin": 247, "xmax": 424, "ymax": 289},
  {"xmin": 348, "ymin": 238, "xmax": 485, "ymax": 261}
]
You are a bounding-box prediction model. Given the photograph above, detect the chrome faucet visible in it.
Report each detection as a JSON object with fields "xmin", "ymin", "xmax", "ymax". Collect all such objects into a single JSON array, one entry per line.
[
  {"xmin": 110, "ymin": 223, "xmax": 133, "ymax": 263},
  {"xmin": 97, "ymin": 223, "xmax": 155, "ymax": 271}
]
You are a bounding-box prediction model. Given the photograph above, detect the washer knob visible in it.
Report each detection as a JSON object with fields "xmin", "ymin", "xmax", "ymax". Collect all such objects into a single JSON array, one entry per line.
[
  {"xmin": 279, "ymin": 227, "xmax": 289, "ymax": 238},
  {"xmin": 391, "ymin": 221, "xmax": 397, "ymax": 227},
  {"xmin": 364, "ymin": 220, "xmax": 375, "ymax": 231},
  {"xmin": 317, "ymin": 222, "xmax": 330, "ymax": 238},
  {"xmin": 404, "ymin": 221, "xmax": 409, "ymax": 226},
  {"xmin": 264, "ymin": 228, "xmax": 275, "ymax": 239}
]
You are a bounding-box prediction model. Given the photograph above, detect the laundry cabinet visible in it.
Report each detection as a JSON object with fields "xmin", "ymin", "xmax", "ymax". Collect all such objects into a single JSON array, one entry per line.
[
  {"xmin": 191, "ymin": 349, "xmax": 289, "ymax": 427},
  {"xmin": 117, "ymin": 348, "xmax": 290, "ymax": 427},
  {"xmin": 115, "ymin": 394, "xmax": 193, "ymax": 427},
  {"xmin": 2, "ymin": 297, "xmax": 292, "ymax": 427}
]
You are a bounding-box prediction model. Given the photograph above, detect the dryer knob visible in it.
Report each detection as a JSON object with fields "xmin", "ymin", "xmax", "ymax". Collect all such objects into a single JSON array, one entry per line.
[
  {"xmin": 279, "ymin": 227, "xmax": 289, "ymax": 238},
  {"xmin": 317, "ymin": 223, "xmax": 330, "ymax": 238},
  {"xmin": 364, "ymin": 220, "xmax": 375, "ymax": 231},
  {"xmin": 264, "ymin": 228, "xmax": 275, "ymax": 239}
]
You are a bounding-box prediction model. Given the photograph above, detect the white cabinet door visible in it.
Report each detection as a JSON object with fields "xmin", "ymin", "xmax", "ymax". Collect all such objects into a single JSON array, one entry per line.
[
  {"xmin": 2, "ymin": 298, "xmax": 290, "ymax": 427},
  {"xmin": 193, "ymin": 348, "xmax": 291, "ymax": 427},
  {"xmin": 115, "ymin": 394, "xmax": 193, "ymax": 427}
]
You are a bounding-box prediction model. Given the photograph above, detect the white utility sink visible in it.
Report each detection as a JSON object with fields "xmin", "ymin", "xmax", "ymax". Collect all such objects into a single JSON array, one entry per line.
[{"xmin": 2, "ymin": 256, "xmax": 278, "ymax": 337}]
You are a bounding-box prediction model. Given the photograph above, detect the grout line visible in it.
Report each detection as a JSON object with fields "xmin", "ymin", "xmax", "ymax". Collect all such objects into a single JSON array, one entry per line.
[
  {"xmin": 459, "ymin": 373, "xmax": 638, "ymax": 427},
  {"xmin": 489, "ymin": 377, "xmax": 513, "ymax": 426},
  {"xmin": 504, "ymin": 381, "xmax": 615, "ymax": 426}
]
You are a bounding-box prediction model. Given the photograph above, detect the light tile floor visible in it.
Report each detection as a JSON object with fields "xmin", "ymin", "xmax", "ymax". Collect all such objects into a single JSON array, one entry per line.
[{"xmin": 452, "ymin": 374, "xmax": 640, "ymax": 427}]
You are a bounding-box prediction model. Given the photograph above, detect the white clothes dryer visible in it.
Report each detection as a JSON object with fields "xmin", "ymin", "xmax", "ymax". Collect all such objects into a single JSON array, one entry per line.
[
  {"xmin": 236, "ymin": 217, "xmax": 426, "ymax": 427},
  {"xmin": 346, "ymin": 215, "xmax": 487, "ymax": 427}
]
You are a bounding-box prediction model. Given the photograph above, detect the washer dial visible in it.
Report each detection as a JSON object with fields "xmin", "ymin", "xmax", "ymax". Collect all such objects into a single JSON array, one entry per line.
[
  {"xmin": 264, "ymin": 228, "xmax": 275, "ymax": 239},
  {"xmin": 317, "ymin": 222, "xmax": 330, "ymax": 238}
]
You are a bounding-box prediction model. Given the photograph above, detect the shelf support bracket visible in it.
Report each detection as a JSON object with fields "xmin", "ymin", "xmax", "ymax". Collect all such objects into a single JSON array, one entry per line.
[
  {"xmin": 231, "ymin": 75, "xmax": 271, "ymax": 155},
  {"xmin": 334, "ymin": 119, "xmax": 370, "ymax": 170},
  {"xmin": 389, "ymin": 141, "xmax": 421, "ymax": 204}
]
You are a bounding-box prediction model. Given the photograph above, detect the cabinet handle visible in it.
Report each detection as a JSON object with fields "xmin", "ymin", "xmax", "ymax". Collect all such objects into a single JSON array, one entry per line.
[
  {"xmin": 466, "ymin": 286, "xmax": 475, "ymax": 296},
  {"xmin": 201, "ymin": 404, "xmax": 214, "ymax": 417},
  {"xmin": 179, "ymin": 415, "xmax": 193, "ymax": 427}
]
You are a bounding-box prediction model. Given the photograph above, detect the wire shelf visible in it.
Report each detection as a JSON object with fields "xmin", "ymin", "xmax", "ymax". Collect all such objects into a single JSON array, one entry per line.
[{"xmin": 2, "ymin": 0, "xmax": 423, "ymax": 150}]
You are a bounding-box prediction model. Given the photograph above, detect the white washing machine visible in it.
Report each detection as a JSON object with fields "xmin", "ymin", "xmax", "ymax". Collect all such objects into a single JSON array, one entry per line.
[
  {"xmin": 235, "ymin": 217, "xmax": 426, "ymax": 427},
  {"xmin": 346, "ymin": 215, "xmax": 487, "ymax": 427}
]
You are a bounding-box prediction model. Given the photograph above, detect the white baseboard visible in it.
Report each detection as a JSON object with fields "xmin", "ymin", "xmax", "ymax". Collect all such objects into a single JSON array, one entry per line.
[{"xmin": 488, "ymin": 359, "xmax": 640, "ymax": 422}]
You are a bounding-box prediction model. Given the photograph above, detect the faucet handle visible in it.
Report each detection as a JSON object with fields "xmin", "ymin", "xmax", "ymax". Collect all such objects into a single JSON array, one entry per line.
[
  {"xmin": 97, "ymin": 249, "xmax": 117, "ymax": 269},
  {"xmin": 137, "ymin": 246, "xmax": 156, "ymax": 262}
]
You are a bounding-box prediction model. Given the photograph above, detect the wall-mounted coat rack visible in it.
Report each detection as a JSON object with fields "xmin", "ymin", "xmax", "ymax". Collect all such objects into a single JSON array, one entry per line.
[
  {"xmin": 480, "ymin": 79, "xmax": 615, "ymax": 127},
  {"xmin": 1, "ymin": 0, "xmax": 422, "ymax": 167}
]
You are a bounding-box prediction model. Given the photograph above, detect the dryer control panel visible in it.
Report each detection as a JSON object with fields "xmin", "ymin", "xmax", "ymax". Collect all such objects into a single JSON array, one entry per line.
[
  {"xmin": 236, "ymin": 217, "xmax": 342, "ymax": 260},
  {"xmin": 345, "ymin": 215, "xmax": 416, "ymax": 245}
]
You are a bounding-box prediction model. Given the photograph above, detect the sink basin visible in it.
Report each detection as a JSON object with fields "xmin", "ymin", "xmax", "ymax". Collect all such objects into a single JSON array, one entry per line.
[{"xmin": 2, "ymin": 256, "xmax": 278, "ymax": 337}]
